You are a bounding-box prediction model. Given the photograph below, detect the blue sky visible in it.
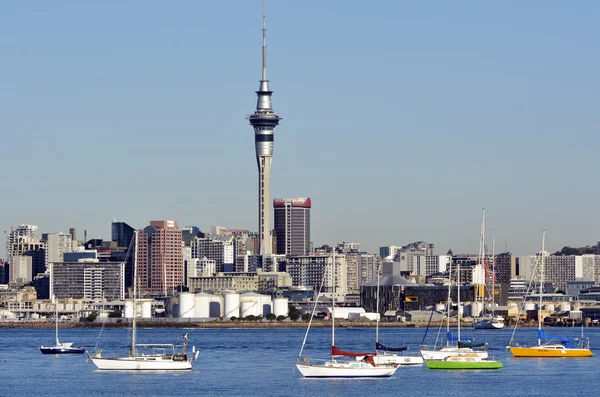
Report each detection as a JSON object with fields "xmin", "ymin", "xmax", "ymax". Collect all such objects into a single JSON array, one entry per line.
[{"xmin": 2, "ymin": 1, "xmax": 599, "ymax": 257}]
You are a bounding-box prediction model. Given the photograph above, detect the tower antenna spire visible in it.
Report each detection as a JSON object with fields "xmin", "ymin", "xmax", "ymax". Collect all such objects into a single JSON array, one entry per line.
[
  {"xmin": 248, "ymin": 0, "xmax": 280, "ymax": 256},
  {"xmin": 262, "ymin": 0, "xmax": 267, "ymax": 82}
]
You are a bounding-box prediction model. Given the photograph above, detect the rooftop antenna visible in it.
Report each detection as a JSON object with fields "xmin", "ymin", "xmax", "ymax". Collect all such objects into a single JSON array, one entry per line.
[{"xmin": 262, "ymin": 0, "xmax": 267, "ymax": 82}]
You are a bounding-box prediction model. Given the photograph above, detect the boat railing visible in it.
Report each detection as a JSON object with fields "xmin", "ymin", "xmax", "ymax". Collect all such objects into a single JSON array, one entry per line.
[{"xmin": 296, "ymin": 357, "xmax": 329, "ymax": 366}]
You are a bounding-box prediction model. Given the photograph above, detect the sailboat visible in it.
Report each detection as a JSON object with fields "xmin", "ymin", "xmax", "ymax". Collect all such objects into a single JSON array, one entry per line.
[
  {"xmin": 89, "ymin": 230, "xmax": 199, "ymax": 370},
  {"xmin": 420, "ymin": 258, "xmax": 488, "ymax": 361},
  {"xmin": 40, "ymin": 297, "xmax": 85, "ymax": 354},
  {"xmin": 472, "ymin": 209, "xmax": 504, "ymax": 330},
  {"xmin": 357, "ymin": 262, "xmax": 423, "ymax": 366},
  {"xmin": 295, "ymin": 252, "xmax": 398, "ymax": 378},
  {"xmin": 424, "ymin": 262, "xmax": 502, "ymax": 369},
  {"xmin": 508, "ymin": 231, "xmax": 592, "ymax": 358}
]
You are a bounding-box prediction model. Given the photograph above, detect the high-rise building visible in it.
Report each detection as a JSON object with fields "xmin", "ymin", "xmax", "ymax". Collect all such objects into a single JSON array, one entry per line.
[
  {"xmin": 137, "ymin": 220, "xmax": 184, "ymax": 295},
  {"xmin": 42, "ymin": 232, "xmax": 73, "ymax": 265},
  {"xmin": 379, "ymin": 245, "xmax": 401, "ymax": 259},
  {"xmin": 494, "ymin": 252, "xmax": 517, "ymax": 285},
  {"xmin": 395, "ymin": 242, "xmax": 435, "ymax": 274},
  {"xmin": 6, "ymin": 224, "xmax": 44, "ymax": 266},
  {"xmin": 9, "ymin": 255, "xmax": 32, "ymax": 285},
  {"xmin": 518, "ymin": 253, "xmax": 595, "ymax": 292},
  {"xmin": 273, "ymin": 198, "xmax": 311, "ymax": 255},
  {"xmin": 286, "ymin": 253, "xmax": 348, "ymax": 301},
  {"xmin": 49, "ymin": 260, "xmax": 124, "ymax": 300},
  {"xmin": 111, "ymin": 221, "xmax": 135, "ymax": 248},
  {"xmin": 24, "ymin": 248, "xmax": 47, "ymax": 278},
  {"xmin": 190, "ymin": 235, "xmax": 235, "ymax": 273},
  {"xmin": 247, "ymin": 5, "xmax": 281, "ymax": 256}
]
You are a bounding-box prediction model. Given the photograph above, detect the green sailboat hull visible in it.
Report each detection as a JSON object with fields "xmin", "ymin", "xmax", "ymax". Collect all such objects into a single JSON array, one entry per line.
[{"xmin": 424, "ymin": 360, "xmax": 503, "ymax": 370}]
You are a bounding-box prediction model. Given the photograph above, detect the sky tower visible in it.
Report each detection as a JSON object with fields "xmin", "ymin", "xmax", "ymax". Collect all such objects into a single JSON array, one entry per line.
[{"xmin": 248, "ymin": 1, "xmax": 280, "ymax": 255}]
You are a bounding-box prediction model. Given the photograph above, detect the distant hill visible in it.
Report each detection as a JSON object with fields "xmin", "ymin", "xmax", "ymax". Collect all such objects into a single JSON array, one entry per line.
[{"xmin": 552, "ymin": 245, "xmax": 598, "ymax": 256}]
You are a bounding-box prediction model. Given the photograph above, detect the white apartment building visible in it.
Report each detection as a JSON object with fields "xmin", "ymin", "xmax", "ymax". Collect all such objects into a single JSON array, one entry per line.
[
  {"xmin": 190, "ymin": 235, "xmax": 235, "ymax": 272},
  {"xmin": 286, "ymin": 253, "xmax": 348, "ymax": 301},
  {"xmin": 9, "ymin": 255, "xmax": 32, "ymax": 285},
  {"xmin": 518, "ymin": 253, "xmax": 597, "ymax": 292},
  {"xmin": 357, "ymin": 253, "xmax": 379, "ymax": 286},
  {"xmin": 6, "ymin": 224, "xmax": 44, "ymax": 265},
  {"xmin": 197, "ymin": 257, "xmax": 217, "ymax": 276},
  {"xmin": 345, "ymin": 253, "xmax": 359, "ymax": 293},
  {"xmin": 44, "ymin": 232, "xmax": 73, "ymax": 264}
]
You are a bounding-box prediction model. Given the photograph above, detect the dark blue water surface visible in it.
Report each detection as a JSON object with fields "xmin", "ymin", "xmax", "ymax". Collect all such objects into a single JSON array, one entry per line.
[{"xmin": 1, "ymin": 326, "xmax": 599, "ymax": 396}]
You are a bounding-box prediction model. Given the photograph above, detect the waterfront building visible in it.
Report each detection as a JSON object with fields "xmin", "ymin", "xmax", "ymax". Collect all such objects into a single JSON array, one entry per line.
[
  {"xmin": 188, "ymin": 271, "xmax": 292, "ymax": 294},
  {"xmin": 247, "ymin": 8, "xmax": 281, "ymax": 256},
  {"xmin": 273, "ymin": 198, "xmax": 311, "ymax": 255},
  {"xmin": 286, "ymin": 253, "xmax": 348, "ymax": 301},
  {"xmin": 49, "ymin": 260, "xmax": 124, "ymax": 300},
  {"xmin": 137, "ymin": 220, "xmax": 184, "ymax": 295},
  {"xmin": 360, "ymin": 278, "xmax": 476, "ymax": 313}
]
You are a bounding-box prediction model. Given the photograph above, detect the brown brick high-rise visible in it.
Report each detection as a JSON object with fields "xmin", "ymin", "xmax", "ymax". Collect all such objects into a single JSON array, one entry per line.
[{"xmin": 137, "ymin": 220, "xmax": 183, "ymax": 295}]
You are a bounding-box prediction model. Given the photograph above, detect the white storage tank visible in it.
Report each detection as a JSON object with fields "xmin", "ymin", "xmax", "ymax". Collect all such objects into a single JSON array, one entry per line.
[
  {"xmin": 240, "ymin": 293, "xmax": 261, "ymax": 317},
  {"xmin": 178, "ymin": 292, "xmax": 195, "ymax": 318},
  {"xmin": 560, "ymin": 303, "xmax": 571, "ymax": 312},
  {"xmin": 194, "ymin": 293, "xmax": 213, "ymax": 318},
  {"xmin": 124, "ymin": 301, "xmax": 134, "ymax": 319},
  {"xmin": 141, "ymin": 301, "xmax": 152, "ymax": 318},
  {"xmin": 260, "ymin": 295, "xmax": 272, "ymax": 316},
  {"xmin": 435, "ymin": 303, "xmax": 446, "ymax": 312},
  {"xmin": 273, "ymin": 297, "xmax": 289, "ymax": 317},
  {"xmin": 223, "ymin": 292, "xmax": 240, "ymax": 319}
]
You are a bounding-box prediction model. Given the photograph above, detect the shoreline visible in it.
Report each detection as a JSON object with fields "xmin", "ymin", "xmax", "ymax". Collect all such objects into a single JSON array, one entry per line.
[{"xmin": 0, "ymin": 320, "xmax": 541, "ymax": 329}]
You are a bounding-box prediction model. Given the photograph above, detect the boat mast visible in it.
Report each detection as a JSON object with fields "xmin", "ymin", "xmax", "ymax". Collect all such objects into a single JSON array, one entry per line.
[
  {"xmin": 331, "ymin": 251, "xmax": 336, "ymax": 360},
  {"xmin": 457, "ymin": 262, "xmax": 461, "ymax": 343},
  {"xmin": 477, "ymin": 208, "xmax": 485, "ymax": 318},
  {"xmin": 537, "ymin": 230, "xmax": 546, "ymax": 345},
  {"xmin": 376, "ymin": 260, "xmax": 381, "ymax": 344},
  {"xmin": 491, "ymin": 238, "xmax": 495, "ymax": 317},
  {"xmin": 131, "ymin": 230, "xmax": 138, "ymax": 356},
  {"xmin": 445, "ymin": 258, "xmax": 452, "ymax": 347},
  {"xmin": 55, "ymin": 295, "xmax": 59, "ymax": 346}
]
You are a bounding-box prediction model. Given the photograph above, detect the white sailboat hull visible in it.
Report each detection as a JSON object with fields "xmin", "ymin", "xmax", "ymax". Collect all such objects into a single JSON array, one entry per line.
[
  {"xmin": 90, "ymin": 355, "xmax": 192, "ymax": 371},
  {"xmin": 296, "ymin": 361, "xmax": 397, "ymax": 378},
  {"xmin": 420, "ymin": 347, "xmax": 488, "ymax": 361},
  {"xmin": 473, "ymin": 319, "xmax": 505, "ymax": 329},
  {"xmin": 356, "ymin": 353, "xmax": 423, "ymax": 366}
]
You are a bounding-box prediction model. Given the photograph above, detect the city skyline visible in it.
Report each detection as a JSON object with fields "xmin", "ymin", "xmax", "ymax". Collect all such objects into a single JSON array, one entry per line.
[{"xmin": 2, "ymin": 1, "xmax": 599, "ymax": 258}]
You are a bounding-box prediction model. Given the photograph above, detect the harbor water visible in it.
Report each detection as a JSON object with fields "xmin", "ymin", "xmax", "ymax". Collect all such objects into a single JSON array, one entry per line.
[{"xmin": 1, "ymin": 326, "xmax": 599, "ymax": 396}]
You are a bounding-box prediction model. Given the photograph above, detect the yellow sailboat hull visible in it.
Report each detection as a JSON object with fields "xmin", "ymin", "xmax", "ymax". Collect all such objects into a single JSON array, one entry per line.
[{"xmin": 510, "ymin": 346, "xmax": 593, "ymax": 358}]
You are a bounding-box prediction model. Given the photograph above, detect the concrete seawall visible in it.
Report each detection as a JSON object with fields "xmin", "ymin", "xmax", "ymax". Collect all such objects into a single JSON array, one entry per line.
[{"xmin": 0, "ymin": 319, "xmax": 538, "ymax": 329}]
